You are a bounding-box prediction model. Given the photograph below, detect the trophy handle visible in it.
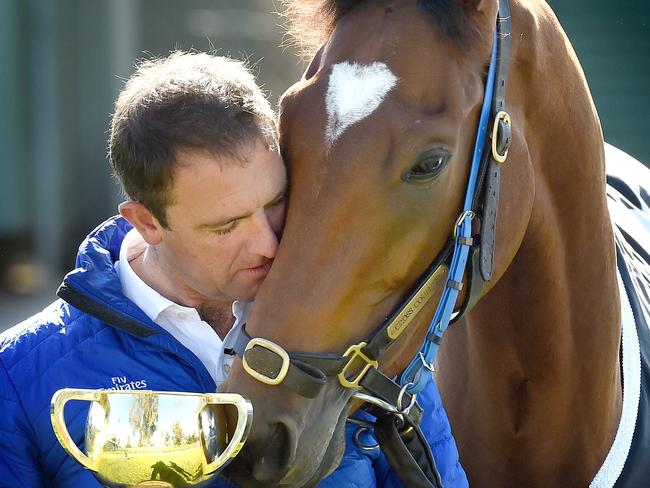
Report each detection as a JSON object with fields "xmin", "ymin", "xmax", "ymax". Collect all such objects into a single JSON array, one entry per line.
[
  {"xmin": 203, "ymin": 393, "xmax": 253, "ymax": 474},
  {"xmin": 50, "ymin": 388, "xmax": 100, "ymax": 472}
]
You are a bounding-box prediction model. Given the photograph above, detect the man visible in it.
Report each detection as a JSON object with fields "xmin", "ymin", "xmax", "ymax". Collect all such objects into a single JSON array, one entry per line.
[{"xmin": 0, "ymin": 52, "xmax": 465, "ymax": 487}]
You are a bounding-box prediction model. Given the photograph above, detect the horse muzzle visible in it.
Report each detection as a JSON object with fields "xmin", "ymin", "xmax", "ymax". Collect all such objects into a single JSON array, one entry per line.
[{"xmin": 221, "ymin": 362, "xmax": 350, "ymax": 487}]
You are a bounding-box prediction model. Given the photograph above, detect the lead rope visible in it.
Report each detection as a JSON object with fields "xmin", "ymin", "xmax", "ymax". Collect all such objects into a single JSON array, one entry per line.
[{"xmin": 375, "ymin": 412, "xmax": 443, "ymax": 488}]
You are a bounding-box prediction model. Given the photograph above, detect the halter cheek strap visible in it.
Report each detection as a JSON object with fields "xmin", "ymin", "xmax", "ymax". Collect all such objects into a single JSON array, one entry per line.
[{"xmin": 401, "ymin": 0, "xmax": 513, "ymax": 393}]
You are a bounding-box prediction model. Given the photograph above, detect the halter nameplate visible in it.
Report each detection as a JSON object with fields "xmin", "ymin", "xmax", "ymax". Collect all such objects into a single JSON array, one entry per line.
[{"xmin": 387, "ymin": 265, "xmax": 448, "ymax": 339}]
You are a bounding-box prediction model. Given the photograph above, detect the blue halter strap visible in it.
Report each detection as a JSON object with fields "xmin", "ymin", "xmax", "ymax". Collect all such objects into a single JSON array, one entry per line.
[{"xmin": 400, "ymin": 32, "xmax": 499, "ymax": 394}]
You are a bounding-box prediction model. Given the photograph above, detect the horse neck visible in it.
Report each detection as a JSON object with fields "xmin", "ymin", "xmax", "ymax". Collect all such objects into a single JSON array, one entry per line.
[{"xmin": 437, "ymin": 2, "xmax": 622, "ymax": 486}]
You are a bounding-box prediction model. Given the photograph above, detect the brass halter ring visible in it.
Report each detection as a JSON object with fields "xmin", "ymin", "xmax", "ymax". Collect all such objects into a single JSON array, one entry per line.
[{"xmin": 492, "ymin": 110, "xmax": 512, "ymax": 163}]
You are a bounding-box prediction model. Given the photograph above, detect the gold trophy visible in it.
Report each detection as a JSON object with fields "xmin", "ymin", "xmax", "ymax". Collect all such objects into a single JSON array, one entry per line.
[{"xmin": 51, "ymin": 389, "xmax": 252, "ymax": 487}]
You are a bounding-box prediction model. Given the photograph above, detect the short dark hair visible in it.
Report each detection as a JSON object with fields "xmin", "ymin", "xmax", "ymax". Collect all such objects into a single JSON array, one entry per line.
[{"xmin": 110, "ymin": 51, "xmax": 277, "ymax": 228}]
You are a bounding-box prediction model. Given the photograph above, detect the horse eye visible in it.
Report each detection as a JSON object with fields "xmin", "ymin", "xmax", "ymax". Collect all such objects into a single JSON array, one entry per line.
[{"xmin": 402, "ymin": 150, "xmax": 451, "ymax": 183}]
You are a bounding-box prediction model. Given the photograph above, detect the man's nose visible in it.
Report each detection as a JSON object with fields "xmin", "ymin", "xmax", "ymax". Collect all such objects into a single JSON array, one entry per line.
[{"xmin": 250, "ymin": 211, "xmax": 280, "ymax": 259}]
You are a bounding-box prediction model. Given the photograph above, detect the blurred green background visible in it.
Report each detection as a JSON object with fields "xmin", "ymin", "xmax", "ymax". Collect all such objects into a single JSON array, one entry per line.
[{"xmin": 0, "ymin": 0, "xmax": 648, "ymax": 328}]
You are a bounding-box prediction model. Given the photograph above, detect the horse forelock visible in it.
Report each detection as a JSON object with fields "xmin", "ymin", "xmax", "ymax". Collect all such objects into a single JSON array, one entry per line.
[{"xmin": 280, "ymin": 0, "xmax": 482, "ymax": 58}]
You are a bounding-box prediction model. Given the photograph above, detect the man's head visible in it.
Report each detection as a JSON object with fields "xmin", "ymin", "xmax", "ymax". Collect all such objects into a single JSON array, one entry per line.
[
  {"xmin": 110, "ymin": 51, "xmax": 277, "ymax": 228},
  {"xmin": 111, "ymin": 52, "xmax": 286, "ymax": 305}
]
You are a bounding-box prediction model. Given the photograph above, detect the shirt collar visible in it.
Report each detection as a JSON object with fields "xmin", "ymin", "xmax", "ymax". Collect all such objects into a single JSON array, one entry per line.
[
  {"xmin": 232, "ymin": 300, "xmax": 251, "ymax": 321},
  {"xmin": 117, "ymin": 228, "xmax": 176, "ymax": 322}
]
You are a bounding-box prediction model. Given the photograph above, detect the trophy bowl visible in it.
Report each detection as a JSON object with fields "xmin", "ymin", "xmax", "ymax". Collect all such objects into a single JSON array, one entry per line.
[{"xmin": 51, "ymin": 389, "xmax": 253, "ymax": 488}]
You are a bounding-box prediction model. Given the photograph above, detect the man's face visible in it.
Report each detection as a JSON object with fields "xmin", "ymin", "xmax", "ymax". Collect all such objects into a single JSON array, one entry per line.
[{"xmin": 156, "ymin": 139, "xmax": 287, "ymax": 304}]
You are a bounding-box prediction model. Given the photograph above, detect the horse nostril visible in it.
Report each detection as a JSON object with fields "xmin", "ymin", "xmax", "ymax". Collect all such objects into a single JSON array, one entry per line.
[{"xmin": 251, "ymin": 421, "xmax": 295, "ymax": 483}]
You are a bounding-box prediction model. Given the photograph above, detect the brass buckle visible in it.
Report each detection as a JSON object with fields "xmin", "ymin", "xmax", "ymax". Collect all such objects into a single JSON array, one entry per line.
[
  {"xmin": 338, "ymin": 342, "xmax": 379, "ymax": 390},
  {"xmin": 242, "ymin": 338, "xmax": 290, "ymax": 386},
  {"xmin": 491, "ymin": 110, "xmax": 512, "ymax": 163}
]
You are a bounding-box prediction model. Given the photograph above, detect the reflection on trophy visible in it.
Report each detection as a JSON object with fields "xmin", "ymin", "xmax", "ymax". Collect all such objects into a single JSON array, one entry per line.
[{"xmin": 50, "ymin": 389, "xmax": 253, "ymax": 487}]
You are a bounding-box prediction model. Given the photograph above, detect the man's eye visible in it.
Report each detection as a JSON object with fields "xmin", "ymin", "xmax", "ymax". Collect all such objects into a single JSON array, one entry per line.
[
  {"xmin": 213, "ymin": 222, "xmax": 238, "ymax": 235},
  {"xmin": 270, "ymin": 195, "xmax": 286, "ymax": 207}
]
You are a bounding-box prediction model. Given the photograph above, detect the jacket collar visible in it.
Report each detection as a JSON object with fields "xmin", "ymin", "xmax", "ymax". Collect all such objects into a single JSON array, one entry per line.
[{"xmin": 57, "ymin": 216, "xmax": 160, "ymax": 338}]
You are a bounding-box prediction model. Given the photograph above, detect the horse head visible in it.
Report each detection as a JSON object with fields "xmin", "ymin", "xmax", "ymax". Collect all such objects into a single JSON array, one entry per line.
[{"xmin": 222, "ymin": 1, "xmax": 621, "ymax": 486}]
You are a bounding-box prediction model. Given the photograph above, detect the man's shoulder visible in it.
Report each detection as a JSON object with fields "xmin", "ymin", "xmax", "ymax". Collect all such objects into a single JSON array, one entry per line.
[
  {"xmin": 0, "ymin": 298, "xmax": 143, "ymax": 487},
  {"xmin": 0, "ymin": 299, "xmax": 105, "ymax": 383}
]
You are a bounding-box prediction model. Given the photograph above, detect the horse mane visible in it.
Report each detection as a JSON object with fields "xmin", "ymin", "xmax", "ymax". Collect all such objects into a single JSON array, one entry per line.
[{"xmin": 280, "ymin": 0, "xmax": 481, "ymax": 57}]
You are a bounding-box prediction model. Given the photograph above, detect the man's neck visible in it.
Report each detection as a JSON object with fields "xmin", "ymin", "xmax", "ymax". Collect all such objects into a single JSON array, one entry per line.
[
  {"xmin": 196, "ymin": 303, "xmax": 236, "ymax": 340},
  {"xmin": 129, "ymin": 245, "xmax": 236, "ymax": 339}
]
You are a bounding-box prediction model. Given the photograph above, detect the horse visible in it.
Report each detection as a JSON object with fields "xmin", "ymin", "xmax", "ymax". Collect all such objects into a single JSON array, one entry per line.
[{"xmin": 221, "ymin": 0, "xmax": 650, "ymax": 486}]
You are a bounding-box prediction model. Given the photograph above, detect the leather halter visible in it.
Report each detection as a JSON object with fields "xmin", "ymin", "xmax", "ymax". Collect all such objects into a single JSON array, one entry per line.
[{"xmin": 229, "ymin": 0, "xmax": 513, "ymax": 420}]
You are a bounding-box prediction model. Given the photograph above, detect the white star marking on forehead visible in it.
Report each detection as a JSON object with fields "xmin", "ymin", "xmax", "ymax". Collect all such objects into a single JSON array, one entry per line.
[{"xmin": 325, "ymin": 61, "xmax": 398, "ymax": 147}]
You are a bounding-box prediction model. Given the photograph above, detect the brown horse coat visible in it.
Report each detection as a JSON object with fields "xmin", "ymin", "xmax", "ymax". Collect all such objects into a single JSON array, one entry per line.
[{"xmin": 221, "ymin": 1, "xmax": 643, "ymax": 486}]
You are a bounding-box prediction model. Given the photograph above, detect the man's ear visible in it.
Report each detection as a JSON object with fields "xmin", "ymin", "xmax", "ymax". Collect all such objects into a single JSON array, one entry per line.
[{"xmin": 118, "ymin": 201, "xmax": 164, "ymax": 245}]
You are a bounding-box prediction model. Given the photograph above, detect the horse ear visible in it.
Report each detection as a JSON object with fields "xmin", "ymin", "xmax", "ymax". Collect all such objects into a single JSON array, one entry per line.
[
  {"xmin": 303, "ymin": 42, "xmax": 326, "ymax": 80},
  {"xmin": 462, "ymin": 0, "xmax": 496, "ymax": 12},
  {"xmin": 461, "ymin": 0, "xmax": 499, "ymax": 28}
]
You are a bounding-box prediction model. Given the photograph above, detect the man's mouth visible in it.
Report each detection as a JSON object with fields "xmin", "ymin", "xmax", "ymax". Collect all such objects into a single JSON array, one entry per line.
[{"xmin": 241, "ymin": 260, "xmax": 272, "ymax": 277}]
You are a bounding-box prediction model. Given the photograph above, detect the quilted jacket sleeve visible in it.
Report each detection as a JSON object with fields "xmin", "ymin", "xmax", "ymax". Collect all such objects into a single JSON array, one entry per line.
[
  {"xmin": 415, "ymin": 374, "xmax": 468, "ymax": 487},
  {"xmin": 316, "ymin": 416, "xmax": 383, "ymax": 488},
  {"xmin": 0, "ymin": 359, "xmax": 46, "ymax": 488},
  {"xmin": 318, "ymin": 374, "xmax": 468, "ymax": 488}
]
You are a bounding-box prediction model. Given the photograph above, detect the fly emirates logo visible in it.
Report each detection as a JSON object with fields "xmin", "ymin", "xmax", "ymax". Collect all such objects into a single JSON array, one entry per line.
[{"xmin": 107, "ymin": 375, "xmax": 148, "ymax": 391}]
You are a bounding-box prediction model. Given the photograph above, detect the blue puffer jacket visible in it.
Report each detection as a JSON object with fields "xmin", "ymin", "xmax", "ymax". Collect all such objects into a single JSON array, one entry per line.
[{"xmin": 0, "ymin": 216, "xmax": 467, "ymax": 488}]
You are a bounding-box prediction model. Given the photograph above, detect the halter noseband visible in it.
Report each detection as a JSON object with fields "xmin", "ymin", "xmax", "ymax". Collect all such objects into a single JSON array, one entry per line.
[{"xmin": 228, "ymin": 0, "xmax": 513, "ymax": 422}]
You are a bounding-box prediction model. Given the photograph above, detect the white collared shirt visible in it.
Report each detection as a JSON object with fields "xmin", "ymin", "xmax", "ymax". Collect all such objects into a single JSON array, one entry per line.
[{"xmin": 115, "ymin": 228, "xmax": 249, "ymax": 386}]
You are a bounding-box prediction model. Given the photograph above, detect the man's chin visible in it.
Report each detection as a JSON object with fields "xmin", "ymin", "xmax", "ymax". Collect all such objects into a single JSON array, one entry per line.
[
  {"xmin": 231, "ymin": 278, "xmax": 266, "ymax": 302},
  {"xmin": 231, "ymin": 287, "xmax": 258, "ymax": 304}
]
